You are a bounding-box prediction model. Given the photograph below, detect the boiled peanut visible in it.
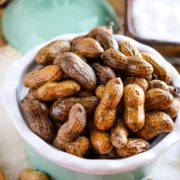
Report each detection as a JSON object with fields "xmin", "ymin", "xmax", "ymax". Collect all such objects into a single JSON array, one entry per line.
[
  {"xmin": 54, "ymin": 103, "xmax": 86, "ymax": 143},
  {"xmin": 145, "ymin": 88, "xmax": 174, "ymax": 111},
  {"xmin": 35, "ymin": 40, "xmax": 71, "ymax": 65},
  {"xmin": 148, "ymin": 80, "xmax": 169, "ymax": 91},
  {"xmin": 54, "ymin": 52, "xmax": 97, "ymax": 90},
  {"xmin": 101, "ymin": 49, "xmax": 128, "ymax": 71},
  {"xmin": 65, "ymin": 136, "xmax": 90, "ymax": 157},
  {"xmin": 110, "ymin": 119, "xmax": 129, "ymax": 148},
  {"xmin": 94, "ymin": 78, "xmax": 123, "ymax": 131},
  {"xmin": 164, "ymin": 98, "xmax": 180, "ymax": 118},
  {"xmin": 120, "ymin": 40, "xmax": 141, "ymax": 57},
  {"xmin": 137, "ymin": 111, "xmax": 175, "ymax": 140},
  {"xmin": 92, "ymin": 63, "xmax": 116, "ymax": 84},
  {"xmin": 124, "ymin": 77, "xmax": 148, "ymax": 92},
  {"xmin": 22, "ymin": 99, "xmax": 55, "ymax": 142},
  {"xmin": 24, "ymin": 65, "xmax": 63, "ymax": 88},
  {"xmin": 116, "ymin": 138, "xmax": 150, "ymax": 157},
  {"xmin": 19, "ymin": 168, "xmax": 49, "ymax": 180},
  {"xmin": 90, "ymin": 127, "xmax": 112, "ymax": 154},
  {"xmin": 126, "ymin": 56, "xmax": 153, "ymax": 79},
  {"xmin": 71, "ymin": 35, "xmax": 87, "ymax": 45},
  {"xmin": 87, "ymin": 26, "xmax": 119, "ymax": 50},
  {"xmin": 101, "ymin": 49, "xmax": 153, "ymax": 79},
  {"xmin": 50, "ymin": 96, "xmax": 98, "ymax": 122},
  {"xmin": 36, "ymin": 80, "xmax": 80, "ymax": 101},
  {"xmin": 71, "ymin": 38, "xmax": 104, "ymax": 59},
  {"xmin": 88, "ymin": 26, "xmax": 113, "ymax": 37},
  {"xmin": 124, "ymin": 84, "xmax": 145, "ymax": 132},
  {"xmin": 95, "ymin": 85, "xmax": 105, "ymax": 99},
  {"xmin": 142, "ymin": 52, "xmax": 172, "ymax": 84}
]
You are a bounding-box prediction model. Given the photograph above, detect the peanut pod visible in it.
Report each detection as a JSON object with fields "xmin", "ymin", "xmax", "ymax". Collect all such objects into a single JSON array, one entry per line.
[
  {"xmin": 94, "ymin": 78, "xmax": 123, "ymax": 131},
  {"xmin": 36, "ymin": 80, "xmax": 80, "ymax": 101},
  {"xmin": 142, "ymin": 52, "xmax": 172, "ymax": 84},
  {"xmin": 110, "ymin": 119, "xmax": 129, "ymax": 148},
  {"xmin": 24, "ymin": 65, "xmax": 63, "ymax": 88},
  {"xmin": 54, "ymin": 103, "xmax": 86, "ymax": 143},
  {"xmin": 22, "ymin": 99, "xmax": 55, "ymax": 142},
  {"xmin": 145, "ymin": 88, "xmax": 174, "ymax": 111},
  {"xmin": 124, "ymin": 84, "xmax": 145, "ymax": 132},
  {"xmin": 35, "ymin": 40, "xmax": 71, "ymax": 65},
  {"xmin": 137, "ymin": 111, "xmax": 175, "ymax": 140},
  {"xmin": 54, "ymin": 52, "xmax": 97, "ymax": 90},
  {"xmin": 71, "ymin": 37, "xmax": 104, "ymax": 59},
  {"xmin": 116, "ymin": 138, "xmax": 150, "ymax": 157},
  {"xmin": 92, "ymin": 63, "xmax": 116, "ymax": 84},
  {"xmin": 87, "ymin": 26, "xmax": 119, "ymax": 50}
]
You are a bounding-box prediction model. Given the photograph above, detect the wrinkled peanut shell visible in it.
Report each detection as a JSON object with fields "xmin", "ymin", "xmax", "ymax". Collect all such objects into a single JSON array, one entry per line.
[
  {"xmin": 22, "ymin": 99, "xmax": 55, "ymax": 142},
  {"xmin": 116, "ymin": 138, "xmax": 150, "ymax": 157},
  {"xmin": 142, "ymin": 52, "xmax": 172, "ymax": 84},
  {"xmin": 137, "ymin": 111, "xmax": 175, "ymax": 140},
  {"xmin": 92, "ymin": 63, "xmax": 116, "ymax": 85},
  {"xmin": 55, "ymin": 103, "xmax": 86, "ymax": 143},
  {"xmin": 124, "ymin": 84, "xmax": 145, "ymax": 132},
  {"xmin": 54, "ymin": 52, "xmax": 97, "ymax": 90},
  {"xmin": 110, "ymin": 119, "xmax": 129, "ymax": 148},
  {"xmin": 36, "ymin": 80, "xmax": 80, "ymax": 101},
  {"xmin": 90, "ymin": 127, "xmax": 113, "ymax": 154},
  {"xmin": 65, "ymin": 136, "xmax": 90, "ymax": 157},
  {"xmin": 94, "ymin": 78, "xmax": 123, "ymax": 131},
  {"xmin": 24, "ymin": 65, "xmax": 63, "ymax": 88},
  {"xmin": 35, "ymin": 40, "xmax": 71, "ymax": 65},
  {"xmin": 71, "ymin": 38, "xmax": 104, "ymax": 59},
  {"xmin": 145, "ymin": 88, "xmax": 174, "ymax": 111}
]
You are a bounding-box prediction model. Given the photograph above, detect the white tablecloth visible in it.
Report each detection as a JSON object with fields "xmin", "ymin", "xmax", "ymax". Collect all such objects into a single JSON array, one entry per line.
[{"xmin": 0, "ymin": 46, "xmax": 179, "ymax": 180}]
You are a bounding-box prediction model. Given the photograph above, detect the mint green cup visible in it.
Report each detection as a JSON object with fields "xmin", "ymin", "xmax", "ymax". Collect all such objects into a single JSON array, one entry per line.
[
  {"xmin": 2, "ymin": 0, "xmax": 118, "ymax": 52},
  {"xmin": 1, "ymin": 34, "xmax": 180, "ymax": 180}
]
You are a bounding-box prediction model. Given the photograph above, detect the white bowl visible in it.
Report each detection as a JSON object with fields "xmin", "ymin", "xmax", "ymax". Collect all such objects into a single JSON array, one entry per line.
[{"xmin": 1, "ymin": 34, "xmax": 180, "ymax": 175}]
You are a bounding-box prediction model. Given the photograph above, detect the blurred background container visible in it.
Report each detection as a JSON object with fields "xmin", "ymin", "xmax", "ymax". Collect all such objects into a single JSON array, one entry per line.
[{"xmin": 2, "ymin": 0, "xmax": 119, "ymax": 52}]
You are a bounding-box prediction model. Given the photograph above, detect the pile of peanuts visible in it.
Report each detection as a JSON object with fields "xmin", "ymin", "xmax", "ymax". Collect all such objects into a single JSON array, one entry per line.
[{"xmin": 22, "ymin": 26, "xmax": 180, "ymax": 159}]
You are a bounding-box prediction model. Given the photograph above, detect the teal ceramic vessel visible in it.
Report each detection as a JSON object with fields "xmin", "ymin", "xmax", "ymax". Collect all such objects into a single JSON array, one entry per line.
[
  {"xmin": 25, "ymin": 143, "xmax": 155, "ymax": 180},
  {"xmin": 2, "ymin": 0, "xmax": 118, "ymax": 52},
  {"xmin": 1, "ymin": 34, "xmax": 180, "ymax": 180}
]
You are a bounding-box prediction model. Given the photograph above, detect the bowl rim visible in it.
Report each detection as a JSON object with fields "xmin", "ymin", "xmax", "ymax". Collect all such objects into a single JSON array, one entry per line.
[{"xmin": 1, "ymin": 33, "xmax": 180, "ymax": 175}]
